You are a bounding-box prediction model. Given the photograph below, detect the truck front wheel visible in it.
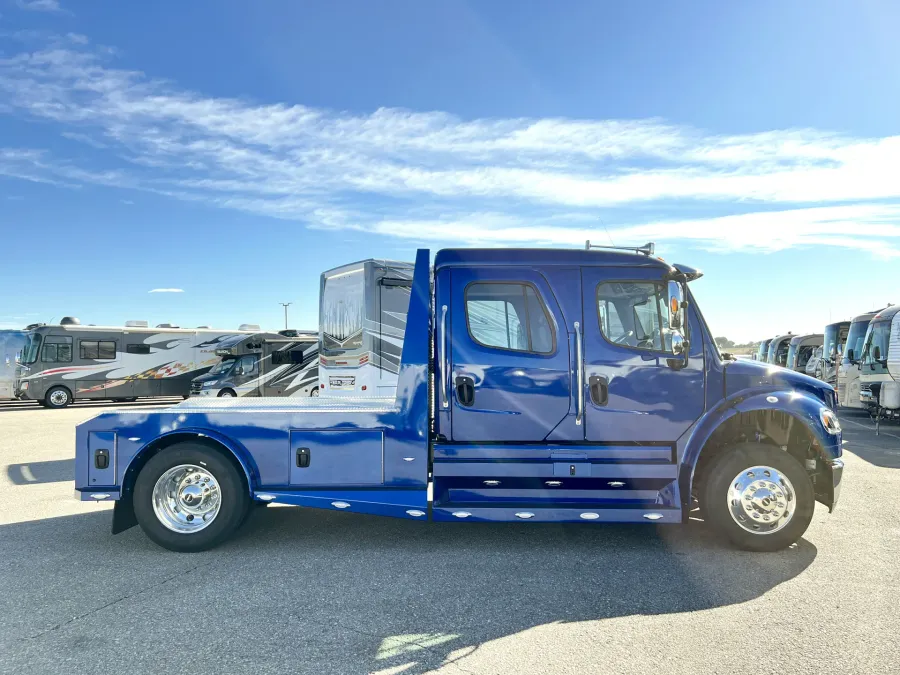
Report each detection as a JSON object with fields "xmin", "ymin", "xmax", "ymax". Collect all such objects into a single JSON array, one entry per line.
[
  {"xmin": 133, "ymin": 443, "xmax": 249, "ymax": 552},
  {"xmin": 701, "ymin": 443, "xmax": 815, "ymax": 552}
]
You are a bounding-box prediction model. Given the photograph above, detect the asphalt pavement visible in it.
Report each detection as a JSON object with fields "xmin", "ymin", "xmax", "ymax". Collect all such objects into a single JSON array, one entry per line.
[{"xmin": 0, "ymin": 400, "xmax": 898, "ymax": 675}]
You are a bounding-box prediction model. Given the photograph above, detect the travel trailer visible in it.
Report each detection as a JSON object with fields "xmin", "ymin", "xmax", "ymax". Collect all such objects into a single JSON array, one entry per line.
[
  {"xmin": 16, "ymin": 319, "xmax": 260, "ymax": 408},
  {"xmin": 318, "ymin": 259, "xmax": 414, "ymax": 397},
  {"xmin": 859, "ymin": 306, "xmax": 900, "ymax": 429},
  {"xmin": 0, "ymin": 330, "xmax": 26, "ymax": 400},
  {"xmin": 838, "ymin": 309, "xmax": 885, "ymax": 409},
  {"xmin": 190, "ymin": 332, "xmax": 319, "ymax": 398},
  {"xmin": 786, "ymin": 334, "xmax": 824, "ymax": 373}
]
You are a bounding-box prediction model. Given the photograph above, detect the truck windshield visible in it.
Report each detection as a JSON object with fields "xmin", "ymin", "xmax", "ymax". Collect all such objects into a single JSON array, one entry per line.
[
  {"xmin": 843, "ymin": 320, "xmax": 870, "ymax": 364},
  {"xmin": 20, "ymin": 333, "xmax": 41, "ymax": 365},
  {"xmin": 321, "ymin": 268, "xmax": 364, "ymax": 354},
  {"xmin": 208, "ymin": 358, "xmax": 236, "ymax": 375},
  {"xmin": 862, "ymin": 320, "xmax": 891, "ymax": 371}
]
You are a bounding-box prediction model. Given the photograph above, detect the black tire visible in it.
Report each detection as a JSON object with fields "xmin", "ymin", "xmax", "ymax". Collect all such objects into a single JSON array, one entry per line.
[
  {"xmin": 112, "ymin": 397, "xmax": 138, "ymax": 403},
  {"xmin": 701, "ymin": 443, "xmax": 814, "ymax": 552},
  {"xmin": 218, "ymin": 389, "xmax": 237, "ymax": 398},
  {"xmin": 133, "ymin": 443, "xmax": 250, "ymax": 552},
  {"xmin": 44, "ymin": 386, "xmax": 72, "ymax": 409}
]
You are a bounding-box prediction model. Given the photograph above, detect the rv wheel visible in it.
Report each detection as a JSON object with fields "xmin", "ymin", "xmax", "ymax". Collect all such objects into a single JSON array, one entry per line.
[
  {"xmin": 44, "ymin": 386, "xmax": 72, "ymax": 409},
  {"xmin": 218, "ymin": 389, "xmax": 237, "ymax": 398},
  {"xmin": 310, "ymin": 387, "xmax": 319, "ymax": 397}
]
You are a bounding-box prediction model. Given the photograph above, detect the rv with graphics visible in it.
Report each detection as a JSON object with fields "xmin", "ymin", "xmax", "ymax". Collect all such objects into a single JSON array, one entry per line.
[
  {"xmin": 837, "ymin": 309, "xmax": 885, "ymax": 409},
  {"xmin": 190, "ymin": 332, "xmax": 319, "ymax": 398},
  {"xmin": 16, "ymin": 319, "xmax": 260, "ymax": 408},
  {"xmin": 859, "ymin": 306, "xmax": 900, "ymax": 427},
  {"xmin": 318, "ymin": 259, "xmax": 414, "ymax": 397},
  {"xmin": 0, "ymin": 330, "xmax": 26, "ymax": 400},
  {"xmin": 820, "ymin": 321, "xmax": 851, "ymax": 384},
  {"xmin": 766, "ymin": 334, "xmax": 794, "ymax": 367},
  {"xmin": 74, "ymin": 243, "xmax": 844, "ymax": 554},
  {"xmin": 786, "ymin": 334, "xmax": 824, "ymax": 374}
]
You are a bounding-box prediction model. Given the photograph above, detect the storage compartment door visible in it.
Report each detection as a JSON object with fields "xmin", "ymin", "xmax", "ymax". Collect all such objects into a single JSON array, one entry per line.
[{"xmin": 289, "ymin": 430, "xmax": 384, "ymax": 486}]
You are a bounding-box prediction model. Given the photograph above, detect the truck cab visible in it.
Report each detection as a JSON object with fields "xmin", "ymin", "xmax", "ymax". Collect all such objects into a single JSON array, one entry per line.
[
  {"xmin": 859, "ymin": 306, "xmax": 900, "ymax": 426},
  {"xmin": 190, "ymin": 332, "xmax": 319, "ymax": 398},
  {"xmin": 786, "ymin": 334, "xmax": 824, "ymax": 374},
  {"xmin": 74, "ymin": 245, "xmax": 844, "ymax": 555},
  {"xmin": 838, "ymin": 309, "xmax": 885, "ymax": 409}
]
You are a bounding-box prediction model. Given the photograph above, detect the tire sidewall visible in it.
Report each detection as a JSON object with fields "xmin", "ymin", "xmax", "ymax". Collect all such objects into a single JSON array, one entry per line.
[
  {"xmin": 133, "ymin": 443, "xmax": 249, "ymax": 552},
  {"xmin": 45, "ymin": 386, "xmax": 72, "ymax": 409},
  {"xmin": 702, "ymin": 443, "xmax": 815, "ymax": 552},
  {"xmin": 218, "ymin": 389, "xmax": 237, "ymax": 398}
]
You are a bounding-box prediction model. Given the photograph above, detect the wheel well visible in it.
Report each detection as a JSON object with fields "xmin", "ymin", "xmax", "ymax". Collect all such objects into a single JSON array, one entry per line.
[
  {"xmin": 692, "ymin": 410, "xmax": 821, "ymax": 499},
  {"xmin": 121, "ymin": 433, "xmax": 251, "ymax": 500}
]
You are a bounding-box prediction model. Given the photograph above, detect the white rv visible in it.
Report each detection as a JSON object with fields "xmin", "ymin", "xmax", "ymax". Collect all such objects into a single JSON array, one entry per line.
[
  {"xmin": 838, "ymin": 309, "xmax": 885, "ymax": 409},
  {"xmin": 765, "ymin": 334, "xmax": 794, "ymax": 368},
  {"xmin": 16, "ymin": 318, "xmax": 260, "ymax": 408},
  {"xmin": 317, "ymin": 259, "xmax": 414, "ymax": 397},
  {"xmin": 0, "ymin": 330, "xmax": 26, "ymax": 400},
  {"xmin": 859, "ymin": 305, "xmax": 900, "ymax": 427},
  {"xmin": 785, "ymin": 334, "xmax": 824, "ymax": 373},
  {"xmin": 820, "ymin": 321, "xmax": 851, "ymax": 384}
]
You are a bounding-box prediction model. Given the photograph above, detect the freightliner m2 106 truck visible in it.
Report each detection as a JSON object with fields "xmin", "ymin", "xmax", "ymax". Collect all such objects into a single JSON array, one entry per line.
[{"xmin": 74, "ymin": 245, "xmax": 844, "ymax": 553}]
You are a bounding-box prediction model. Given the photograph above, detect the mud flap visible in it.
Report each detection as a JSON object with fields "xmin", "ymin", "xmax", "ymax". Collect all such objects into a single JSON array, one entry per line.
[
  {"xmin": 112, "ymin": 496, "xmax": 137, "ymax": 534},
  {"xmin": 815, "ymin": 458, "xmax": 844, "ymax": 513}
]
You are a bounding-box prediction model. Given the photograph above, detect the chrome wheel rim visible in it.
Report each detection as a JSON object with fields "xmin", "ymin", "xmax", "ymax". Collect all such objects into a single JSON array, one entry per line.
[
  {"xmin": 728, "ymin": 465, "xmax": 795, "ymax": 534},
  {"xmin": 310, "ymin": 388, "xmax": 319, "ymax": 397},
  {"xmin": 220, "ymin": 391, "xmax": 236, "ymax": 398},
  {"xmin": 49, "ymin": 390, "xmax": 68, "ymax": 406},
  {"xmin": 152, "ymin": 464, "xmax": 221, "ymax": 533}
]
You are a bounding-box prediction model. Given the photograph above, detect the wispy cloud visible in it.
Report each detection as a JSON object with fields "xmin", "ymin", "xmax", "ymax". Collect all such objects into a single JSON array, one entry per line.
[
  {"xmin": 15, "ymin": 0, "xmax": 64, "ymax": 13},
  {"xmin": 1, "ymin": 35, "xmax": 900, "ymax": 256},
  {"xmin": 148, "ymin": 288, "xmax": 184, "ymax": 294}
]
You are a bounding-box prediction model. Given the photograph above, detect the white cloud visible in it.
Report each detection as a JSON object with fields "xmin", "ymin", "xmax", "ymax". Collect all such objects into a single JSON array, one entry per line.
[
  {"xmin": 148, "ymin": 288, "xmax": 184, "ymax": 293},
  {"xmin": 16, "ymin": 0, "xmax": 64, "ymax": 13},
  {"xmin": 1, "ymin": 36, "xmax": 900, "ymax": 257}
]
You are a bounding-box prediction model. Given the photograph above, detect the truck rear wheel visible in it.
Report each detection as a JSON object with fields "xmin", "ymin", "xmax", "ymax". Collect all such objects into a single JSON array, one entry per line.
[
  {"xmin": 701, "ymin": 443, "xmax": 814, "ymax": 552},
  {"xmin": 44, "ymin": 386, "xmax": 72, "ymax": 409},
  {"xmin": 133, "ymin": 443, "xmax": 249, "ymax": 552}
]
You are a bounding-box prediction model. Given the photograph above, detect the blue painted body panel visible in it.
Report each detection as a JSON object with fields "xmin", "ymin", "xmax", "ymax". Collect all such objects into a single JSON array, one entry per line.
[{"xmin": 74, "ymin": 246, "xmax": 844, "ymax": 532}]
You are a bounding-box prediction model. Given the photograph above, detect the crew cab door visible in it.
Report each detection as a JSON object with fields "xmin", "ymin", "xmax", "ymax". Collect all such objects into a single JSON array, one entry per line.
[
  {"xmin": 448, "ymin": 267, "xmax": 571, "ymax": 442},
  {"xmin": 580, "ymin": 267, "xmax": 705, "ymax": 443}
]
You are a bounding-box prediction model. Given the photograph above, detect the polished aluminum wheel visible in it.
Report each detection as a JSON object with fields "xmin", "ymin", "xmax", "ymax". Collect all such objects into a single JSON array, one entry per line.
[
  {"xmin": 48, "ymin": 389, "xmax": 69, "ymax": 406},
  {"xmin": 152, "ymin": 464, "xmax": 222, "ymax": 533},
  {"xmin": 728, "ymin": 465, "xmax": 795, "ymax": 534}
]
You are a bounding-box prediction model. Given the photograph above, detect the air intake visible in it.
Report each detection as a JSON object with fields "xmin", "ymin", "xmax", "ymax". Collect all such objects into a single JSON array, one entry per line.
[
  {"xmin": 125, "ymin": 320, "xmax": 149, "ymax": 328},
  {"xmin": 196, "ymin": 325, "xmax": 210, "ymax": 329},
  {"xmin": 239, "ymin": 324, "xmax": 260, "ymax": 331},
  {"xmin": 59, "ymin": 317, "xmax": 81, "ymax": 325},
  {"xmin": 156, "ymin": 323, "xmax": 180, "ymax": 328}
]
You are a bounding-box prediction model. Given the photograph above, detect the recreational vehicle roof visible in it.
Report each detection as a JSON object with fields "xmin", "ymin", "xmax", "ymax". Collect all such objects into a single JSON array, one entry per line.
[{"xmin": 24, "ymin": 323, "xmax": 260, "ymax": 335}]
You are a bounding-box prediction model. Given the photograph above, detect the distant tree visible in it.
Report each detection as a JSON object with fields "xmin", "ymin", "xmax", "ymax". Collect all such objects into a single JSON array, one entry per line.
[{"xmin": 715, "ymin": 336, "xmax": 735, "ymax": 349}]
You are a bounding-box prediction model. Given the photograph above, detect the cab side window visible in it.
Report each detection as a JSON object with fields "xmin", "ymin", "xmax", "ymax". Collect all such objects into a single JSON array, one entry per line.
[
  {"xmin": 238, "ymin": 355, "xmax": 258, "ymax": 376},
  {"xmin": 465, "ymin": 283, "xmax": 554, "ymax": 354},
  {"xmin": 596, "ymin": 282, "xmax": 668, "ymax": 351},
  {"xmin": 41, "ymin": 336, "xmax": 73, "ymax": 363}
]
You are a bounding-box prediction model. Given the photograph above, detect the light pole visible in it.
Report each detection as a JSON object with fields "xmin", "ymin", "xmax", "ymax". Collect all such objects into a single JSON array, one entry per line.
[{"xmin": 279, "ymin": 302, "xmax": 292, "ymax": 330}]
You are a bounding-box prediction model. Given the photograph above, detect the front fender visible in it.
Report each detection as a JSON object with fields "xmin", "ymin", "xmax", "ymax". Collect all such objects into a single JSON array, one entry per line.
[{"xmin": 681, "ymin": 389, "xmax": 843, "ymax": 511}]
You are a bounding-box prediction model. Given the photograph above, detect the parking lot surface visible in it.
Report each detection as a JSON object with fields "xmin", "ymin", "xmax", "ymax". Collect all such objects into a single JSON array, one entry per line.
[{"xmin": 0, "ymin": 400, "xmax": 898, "ymax": 675}]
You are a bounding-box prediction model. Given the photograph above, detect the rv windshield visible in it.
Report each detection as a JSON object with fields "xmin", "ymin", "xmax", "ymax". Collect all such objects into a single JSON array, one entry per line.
[
  {"xmin": 208, "ymin": 358, "xmax": 236, "ymax": 375},
  {"xmin": 785, "ymin": 342, "xmax": 799, "ymax": 369},
  {"xmin": 321, "ymin": 268, "xmax": 364, "ymax": 354},
  {"xmin": 843, "ymin": 320, "xmax": 871, "ymax": 364},
  {"xmin": 823, "ymin": 325, "xmax": 838, "ymax": 362},
  {"xmin": 862, "ymin": 320, "xmax": 891, "ymax": 371},
  {"xmin": 20, "ymin": 333, "xmax": 42, "ymax": 365},
  {"xmin": 756, "ymin": 340, "xmax": 771, "ymax": 361}
]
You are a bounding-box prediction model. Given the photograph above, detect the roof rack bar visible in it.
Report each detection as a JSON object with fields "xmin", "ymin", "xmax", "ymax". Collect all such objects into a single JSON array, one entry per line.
[{"xmin": 585, "ymin": 240, "xmax": 655, "ymax": 256}]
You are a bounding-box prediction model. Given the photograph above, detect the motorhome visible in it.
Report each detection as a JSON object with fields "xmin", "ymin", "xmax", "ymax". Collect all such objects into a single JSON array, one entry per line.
[
  {"xmin": 190, "ymin": 332, "xmax": 319, "ymax": 398},
  {"xmin": 766, "ymin": 334, "xmax": 794, "ymax": 367},
  {"xmin": 318, "ymin": 259, "xmax": 414, "ymax": 397},
  {"xmin": 16, "ymin": 319, "xmax": 260, "ymax": 408},
  {"xmin": 838, "ymin": 309, "xmax": 885, "ymax": 409},
  {"xmin": 820, "ymin": 321, "xmax": 851, "ymax": 385},
  {"xmin": 806, "ymin": 346, "xmax": 824, "ymax": 378},
  {"xmin": 859, "ymin": 306, "xmax": 900, "ymax": 427},
  {"xmin": 0, "ymin": 329, "xmax": 26, "ymax": 400},
  {"xmin": 786, "ymin": 334, "xmax": 824, "ymax": 373},
  {"xmin": 755, "ymin": 338, "xmax": 772, "ymax": 362}
]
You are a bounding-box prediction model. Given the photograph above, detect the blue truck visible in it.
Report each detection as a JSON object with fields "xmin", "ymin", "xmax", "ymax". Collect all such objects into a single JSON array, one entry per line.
[{"xmin": 74, "ymin": 245, "xmax": 844, "ymax": 553}]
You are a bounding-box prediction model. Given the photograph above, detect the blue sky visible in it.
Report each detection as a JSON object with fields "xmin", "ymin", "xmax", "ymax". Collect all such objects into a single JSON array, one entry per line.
[{"xmin": 1, "ymin": 0, "xmax": 898, "ymax": 342}]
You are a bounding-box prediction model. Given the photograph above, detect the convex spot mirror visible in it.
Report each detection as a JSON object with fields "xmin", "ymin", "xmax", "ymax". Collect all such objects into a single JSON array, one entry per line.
[{"xmin": 667, "ymin": 280, "xmax": 685, "ymax": 331}]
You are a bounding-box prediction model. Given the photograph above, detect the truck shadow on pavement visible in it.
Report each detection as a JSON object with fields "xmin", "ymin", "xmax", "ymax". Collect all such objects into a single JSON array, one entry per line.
[
  {"xmin": 6, "ymin": 459, "xmax": 74, "ymax": 485},
  {"xmin": 0, "ymin": 506, "xmax": 817, "ymax": 675}
]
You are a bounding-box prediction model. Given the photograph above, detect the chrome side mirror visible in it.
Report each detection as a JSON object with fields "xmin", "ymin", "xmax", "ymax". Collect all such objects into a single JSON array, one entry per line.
[{"xmin": 672, "ymin": 333, "xmax": 685, "ymax": 356}]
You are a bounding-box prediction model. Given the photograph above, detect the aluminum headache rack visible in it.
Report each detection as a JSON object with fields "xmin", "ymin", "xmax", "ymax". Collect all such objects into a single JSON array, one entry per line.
[{"xmin": 585, "ymin": 240, "xmax": 656, "ymax": 256}]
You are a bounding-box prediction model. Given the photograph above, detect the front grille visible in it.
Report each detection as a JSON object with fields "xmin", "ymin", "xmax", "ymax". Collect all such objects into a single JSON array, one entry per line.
[{"xmin": 190, "ymin": 382, "xmax": 202, "ymax": 394}]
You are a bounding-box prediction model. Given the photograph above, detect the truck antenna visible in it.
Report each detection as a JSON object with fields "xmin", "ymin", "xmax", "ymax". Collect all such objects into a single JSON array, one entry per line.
[{"xmin": 585, "ymin": 241, "xmax": 655, "ymax": 256}]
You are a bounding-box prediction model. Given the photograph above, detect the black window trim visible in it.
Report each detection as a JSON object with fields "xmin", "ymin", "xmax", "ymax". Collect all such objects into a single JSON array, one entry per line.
[
  {"xmin": 79, "ymin": 339, "xmax": 118, "ymax": 361},
  {"xmin": 463, "ymin": 280, "xmax": 557, "ymax": 356},
  {"xmin": 594, "ymin": 279, "xmax": 682, "ymax": 356},
  {"xmin": 41, "ymin": 335, "xmax": 73, "ymax": 363}
]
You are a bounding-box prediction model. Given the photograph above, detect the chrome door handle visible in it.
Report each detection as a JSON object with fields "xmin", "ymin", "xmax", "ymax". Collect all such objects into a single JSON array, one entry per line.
[
  {"xmin": 440, "ymin": 304, "xmax": 449, "ymax": 408},
  {"xmin": 575, "ymin": 321, "xmax": 584, "ymax": 425}
]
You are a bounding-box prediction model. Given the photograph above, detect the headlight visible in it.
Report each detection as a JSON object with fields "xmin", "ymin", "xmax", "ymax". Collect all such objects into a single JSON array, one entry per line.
[
  {"xmin": 20, "ymin": 381, "xmax": 28, "ymax": 390},
  {"xmin": 202, "ymin": 380, "xmax": 218, "ymax": 388},
  {"xmin": 820, "ymin": 408, "xmax": 841, "ymax": 435}
]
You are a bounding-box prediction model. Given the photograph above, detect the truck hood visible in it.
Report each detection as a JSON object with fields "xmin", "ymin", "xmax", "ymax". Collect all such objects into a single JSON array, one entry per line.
[
  {"xmin": 724, "ymin": 358, "xmax": 835, "ymax": 408},
  {"xmin": 192, "ymin": 373, "xmax": 220, "ymax": 385}
]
